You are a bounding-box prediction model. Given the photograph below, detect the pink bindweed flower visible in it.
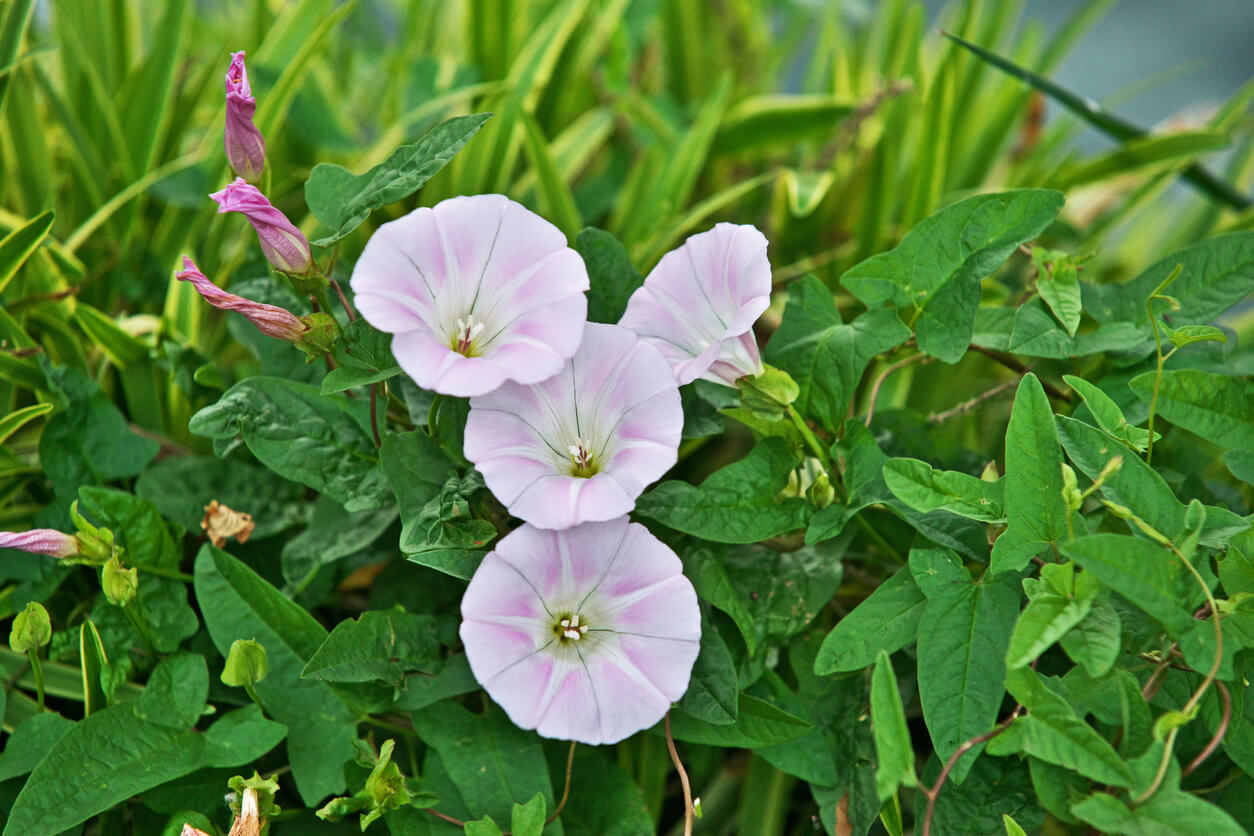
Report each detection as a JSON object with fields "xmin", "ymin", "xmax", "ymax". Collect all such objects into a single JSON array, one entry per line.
[
  {"xmin": 224, "ymin": 51, "xmax": 266, "ymax": 182},
  {"xmin": 464, "ymin": 322, "xmax": 682, "ymax": 529},
  {"xmin": 176, "ymin": 256, "xmax": 307, "ymax": 342},
  {"xmin": 0, "ymin": 529, "xmax": 78, "ymax": 559},
  {"xmin": 460, "ymin": 517, "xmax": 701, "ymax": 745},
  {"xmin": 619, "ymin": 223, "xmax": 771, "ymax": 386},
  {"xmin": 210, "ymin": 179, "xmax": 312, "ymax": 275},
  {"xmin": 349, "ymin": 194, "xmax": 589, "ymax": 397}
]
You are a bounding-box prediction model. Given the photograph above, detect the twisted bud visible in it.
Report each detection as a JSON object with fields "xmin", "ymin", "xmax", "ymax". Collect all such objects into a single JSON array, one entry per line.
[
  {"xmin": 224, "ymin": 51, "xmax": 266, "ymax": 182},
  {"xmin": 0, "ymin": 529, "xmax": 78, "ymax": 559},
  {"xmin": 210, "ymin": 178, "xmax": 313, "ymax": 276},
  {"xmin": 177, "ymin": 257, "xmax": 337, "ymax": 357}
]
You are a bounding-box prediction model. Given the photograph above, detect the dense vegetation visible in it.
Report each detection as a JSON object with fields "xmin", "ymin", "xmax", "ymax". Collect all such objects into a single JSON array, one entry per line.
[{"xmin": 3, "ymin": 1, "xmax": 1254, "ymax": 834}]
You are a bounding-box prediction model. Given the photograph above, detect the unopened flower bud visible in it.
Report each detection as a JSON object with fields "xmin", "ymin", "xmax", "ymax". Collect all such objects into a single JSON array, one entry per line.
[
  {"xmin": 9, "ymin": 601, "xmax": 51, "ymax": 653},
  {"xmin": 738, "ymin": 365, "xmax": 800, "ymax": 420},
  {"xmin": 808, "ymin": 472, "xmax": 835, "ymax": 509},
  {"xmin": 210, "ymin": 179, "xmax": 313, "ymax": 275},
  {"xmin": 223, "ymin": 51, "xmax": 266, "ymax": 182},
  {"xmin": 221, "ymin": 639, "xmax": 269, "ymax": 688},
  {"xmin": 178, "ymin": 256, "xmax": 308, "ymax": 342},
  {"xmin": 101, "ymin": 557, "xmax": 138, "ymax": 607},
  {"xmin": 228, "ymin": 773, "xmax": 281, "ymax": 824},
  {"xmin": 69, "ymin": 500, "xmax": 116, "ymax": 564},
  {"xmin": 0, "ymin": 529, "xmax": 78, "ymax": 559}
]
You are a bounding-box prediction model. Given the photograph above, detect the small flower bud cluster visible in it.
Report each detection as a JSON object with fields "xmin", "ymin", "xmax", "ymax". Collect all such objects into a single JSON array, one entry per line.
[{"xmin": 182, "ymin": 51, "xmax": 323, "ymax": 358}]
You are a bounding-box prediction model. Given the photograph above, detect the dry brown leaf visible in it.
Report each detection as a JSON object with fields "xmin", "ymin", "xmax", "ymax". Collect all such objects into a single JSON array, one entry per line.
[{"xmin": 202, "ymin": 500, "xmax": 256, "ymax": 547}]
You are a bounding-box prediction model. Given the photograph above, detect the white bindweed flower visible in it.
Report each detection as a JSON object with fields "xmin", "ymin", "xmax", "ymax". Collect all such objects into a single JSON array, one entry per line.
[{"xmin": 460, "ymin": 518, "xmax": 701, "ymax": 745}]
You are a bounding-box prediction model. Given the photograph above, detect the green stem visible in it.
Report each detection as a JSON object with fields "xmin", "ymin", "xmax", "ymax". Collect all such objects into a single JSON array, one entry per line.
[
  {"xmin": 786, "ymin": 404, "xmax": 830, "ymax": 471},
  {"xmin": 243, "ymin": 680, "xmax": 265, "ymax": 711},
  {"xmin": 122, "ymin": 602, "xmax": 156, "ymax": 657},
  {"xmin": 1145, "ymin": 310, "xmax": 1165, "ymax": 465},
  {"xmin": 855, "ymin": 514, "xmax": 904, "ymax": 564},
  {"xmin": 133, "ymin": 563, "xmax": 194, "ymax": 583},
  {"xmin": 1133, "ymin": 538, "xmax": 1223, "ymax": 803},
  {"xmin": 26, "ymin": 649, "xmax": 44, "ymax": 712},
  {"xmin": 363, "ymin": 715, "xmax": 420, "ymax": 740}
]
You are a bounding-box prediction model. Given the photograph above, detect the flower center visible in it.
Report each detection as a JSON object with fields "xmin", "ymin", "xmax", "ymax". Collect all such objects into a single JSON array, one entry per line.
[
  {"xmin": 553, "ymin": 612, "xmax": 589, "ymax": 643},
  {"xmin": 567, "ymin": 438, "xmax": 598, "ymax": 478},
  {"xmin": 451, "ymin": 314, "xmax": 486, "ymax": 356}
]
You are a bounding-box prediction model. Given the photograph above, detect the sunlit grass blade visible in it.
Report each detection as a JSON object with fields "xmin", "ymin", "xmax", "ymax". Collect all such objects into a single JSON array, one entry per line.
[
  {"xmin": 0, "ymin": 210, "xmax": 54, "ymax": 294},
  {"xmin": 518, "ymin": 110, "xmax": 582, "ymax": 238},
  {"xmin": 0, "ymin": 403, "xmax": 52, "ymax": 447},
  {"xmin": 1055, "ymin": 131, "xmax": 1230, "ymax": 189},
  {"xmin": 0, "ymin": 0, "xmax": 35, "ymax": 116}
]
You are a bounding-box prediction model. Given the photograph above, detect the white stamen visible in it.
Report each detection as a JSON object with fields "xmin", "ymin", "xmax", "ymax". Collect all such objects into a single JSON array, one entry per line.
[
  {"xmin": 568, "ymin": 445, "xmax": 582, "ymax": 457},
  {"xmin": 558, "ymin": 614, "xmax": 589, "ymax": 640},
  {"xmin": 469, "ymin": 321, "xmax": 485, "ymax": 339}
]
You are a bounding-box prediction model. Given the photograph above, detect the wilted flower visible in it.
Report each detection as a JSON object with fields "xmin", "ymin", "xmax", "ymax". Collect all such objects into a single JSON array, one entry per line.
[
  {"xmin": 460, "ymin": 518, "xmax": 701, "ymax": 745},
  {"xmin": 177, "ymin": 257, "xmax": 308, "ymax": 342},
  {"xmin": 350, "ymin": 194, "xmax": 589, "ymax": 397},
  {"xmin": 0, "ymin": 529, "xmax": 78, "ymax": 559},
  {"xmin": 464, "ymin": 322, "xmax": 682, "ymax": 529},
  {"xmin": 201, "ymin": 499, "xmax": 256, "ymax": 546},
  {"xmin": 210, "ymin": 179, "xmax": 313, "ymax": 275},
  {"xmin": 619, "ymin": 223, "xmax": 771, "ymax": 386},
  {"xmin": 224, "ymin": 51, "xmax": 266, "ymax": 182},
  {"xmin": 180, "ymin": 826, "xmax": 211, "ymax": 836}
]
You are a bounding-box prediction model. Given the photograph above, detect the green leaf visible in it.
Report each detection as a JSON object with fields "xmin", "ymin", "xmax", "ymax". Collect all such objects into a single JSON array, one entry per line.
[
  {"xmin": 911, "ymin": 548, "xmax": 1021, "ymax": 783},
  {"xmin": 678, "ymin": 541, "xmax": 757, "ymax": 655},
  {"xmin": 576, "ymin": 227, "xmax": 642, "ymax": 324},
  {"xmin": 194, "ymin": 544, "xmax": 357, "ymax": 805},
  {"xmin": 4, "ymin": 654, "xmax": 283, "ymax": 835},
  {"xmin": 410, "ymin": 702, "xmax": 558, "ymax": 825},
  {"xmin": 677, "ymin": 619, "xmax": 739, "ymax": 725},
  {"xmin": 280, "ymin": 495, "xmax": 397, "ymax": 587},
  {"xmin": 636, "ymin": 438, "xmax": 809, "ymax": 543},
  {"xmin": 871, "ymin": 650, "xmax": 917, "ymax": 800},
  {"xmin": 464, "ymin": 816, "xmax": 505, "ymax": 836},
  {"xmin": 841, "ymin": 190, "xmax": 1064, "ymax": 363},
  {"xmin": 1061, "ymin": 534, "xmax": 1195, "ymax": 636},
  {"xmin": 764, "ymin": 276, "xmax": 910, "ymax": 432},
  {"xmin": 814, "ymin": 566, "xmax": 925, "ymax": 674},
  {"xmin": 712, "ymin": 94, "xmax": 852, "ymax": 154},
  {"xmin": 1035, "ymin": 251, "xmax": 1082, "ymax": 336},
  {"xmin": 510, "ymin": 793, "xmax": 546, "ymax": 836},
  {"xmin": 1084, "ymin": 232, "xmax": 1254, "ymax": 327},
  {"xmin": 301, "ymin": 609, "xmax": 439, "ymax": 686},
  {"xmin": 38, "ymin": 362, "xmax": 160, "ymax": 498},
  {"xmin": 1003, "ymin": 814, "xmax": 1029, "ymax": 836},
  {"xmin": 1166, "ymin": 324, "xmax": 1228, "ymax": 348},
  {"xmin": 883, "ymin": 458, "xmax": 1005, "ymax": 522},
  {"xmin": 1071, "ymin": 785, "xmax": 1246, "ymax": 835},
  {"xmin": 1060, "ymin": 598, "xmax": 1122, "ymax": 678},
  {"xmin": 0, "ymin": 209, "xmax": 53, "ymax": 294},
  {"xmin": 992, "ymin": 374, "xmax": 1070, "ymax": 574},
  {"xmin": 990, "ymin": 667, "xmax": 1132, "ymax": 786},
  {"xmin": 917, "ymin": 755, "xmax": 1042, "ymax": 836},
  {"xmin": 1008, "ymin": 300, "xmax": 1148, "ymax": 359},
  {"xmin": 1057, "ymin": 416, "xmax": 1245, "ymax": 548},
  {"xmin": 549, "ymin": 747, "xmax": 652, "ymax": 836},
  {"xmin": 1130, "ymin": 369, "xmax": 1254, "ymax": 451},
  {"xmin": 305, "ymin": 113, "xmax": 493, "ymax": 246},
  {"xmin": 189, "ymin": 376, "xmax": 389, "ymax": 512},
  {"xmin": 320, "ymin": 318, "xmax": 400, "ymax": 394},
  {"xmin": 1219, "ymin": 546, "xmax": 1254, "ymax": 596},
  {"xmin": 666, "ymin": 693, "xmax": 812, "ymax": 748},
  {"xmin": 0, "ymin": 712, "xmax": 73, "ymax": 782},
  {"xmin": 1005, "ymin": 562, "xmax": 1099, "ymax": 669},
  {"xmin": 723, "ymin": 541, "xmax": 844, "ymax": 643},
  {"xmin": 136, "ymin": 456, "xmax": 307, "ymax": 539},
  {"xmin": 1063, "ymin": 376, "xmax": 1157, "ymax": 451}
]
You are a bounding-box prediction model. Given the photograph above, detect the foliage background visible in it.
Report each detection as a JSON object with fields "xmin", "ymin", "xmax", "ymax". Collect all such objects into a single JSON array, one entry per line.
[{"xmin": 3, "ymin": 0, "xmax": 1254, "ymax": 833}]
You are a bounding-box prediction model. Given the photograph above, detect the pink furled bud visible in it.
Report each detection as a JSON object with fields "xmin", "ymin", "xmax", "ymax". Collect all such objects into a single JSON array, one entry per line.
[
  {"xmin": 224, "ymin": 51, "xmax": 266, "ymax": 182},
  {"xmin": 176, "ymin": 257, "xmax": 308, "ymax": 342},
  {"xmin": 0, "ymin": 529, "xmax": 78, "ymax": 559},
  {"xmin": 210, "ymin": 178, "xmax": 313, "ymax": 275}
]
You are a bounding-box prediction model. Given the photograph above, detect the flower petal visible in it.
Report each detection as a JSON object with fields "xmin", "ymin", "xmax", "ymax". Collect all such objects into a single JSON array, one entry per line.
[
  {"xmin": 351, "ymin": 194, "xmax": 589, "ymax": 397},
  {"xmin": 465, "ymin": 323, "xmax": 682, "ymax": 528},
  {"xmin": 619, "ymin": 222, "xmax": 770, "ymax": 385}
]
